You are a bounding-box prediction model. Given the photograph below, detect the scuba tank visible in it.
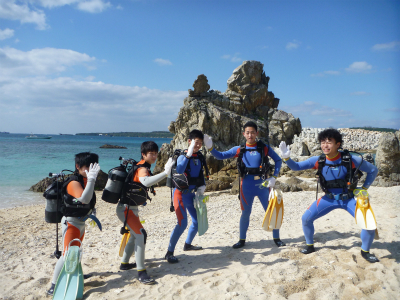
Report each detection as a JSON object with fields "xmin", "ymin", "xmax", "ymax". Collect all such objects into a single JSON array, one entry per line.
[
  {"xmin": 44, "ymin": 180, "xmax": 64, "ymax": 223},
  {"xmin": 102, "ymin": 157, "xmax": 129, "ymax": 204},
  {"xmin": 43, "ymin": 170, "xmax": 74, "ymax": 223}
]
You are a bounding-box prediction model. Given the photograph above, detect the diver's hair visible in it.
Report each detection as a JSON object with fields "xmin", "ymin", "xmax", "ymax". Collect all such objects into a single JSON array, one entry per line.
[
  {"xmin": 243, "ymin": 121, "xmax": 258, "ymax": 132},
  {"xmin": 141, "ymin": 141, "xmax": 159, "ymax": 157},
  {"xmin": 75, "ymin": 152, "xmax": 99, "ymax": 168},
  {"xmin": 318, "ymin": 128, "xmax": 343, "ymax": 147},
  {"xmin": 189, "ymin": 129, "xmax": 204, "ymax": 141}
]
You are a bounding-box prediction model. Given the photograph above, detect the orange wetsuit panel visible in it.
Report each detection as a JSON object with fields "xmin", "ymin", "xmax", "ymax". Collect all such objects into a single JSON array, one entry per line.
[
  {"xmin": 63, "ymin": 222, "xmax": 85, "ymax": 254},
  {"xmin": 124, "ymin": 206, "xmax": 143, "ymax": 234},
  {"xmin": 66, "ymin": 178, "xmax": 86, "ymax": 198},
  {"xmin": 133, "ymin": 160, "xmax": 150, "ymax": 183}
]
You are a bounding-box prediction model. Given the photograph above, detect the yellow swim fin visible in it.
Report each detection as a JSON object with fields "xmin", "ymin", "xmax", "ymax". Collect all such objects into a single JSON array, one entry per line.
[
  {"xmin": 262, "ymin": 188, "xmax": 284, "ymax": 231},
  {"xmin": 119, "ymin": 229, "xmax": 130, "ymax": 257},
  {"xmin": 354, "ymin": 189, "xmax": 377, "ymax": 230}
]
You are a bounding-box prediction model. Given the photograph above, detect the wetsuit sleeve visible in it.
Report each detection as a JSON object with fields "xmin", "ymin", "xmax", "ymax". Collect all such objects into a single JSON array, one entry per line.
[
  {"xmin": 210, "ymin": 146, "xmax": 240, "ymax": 160},
  {"xmin": 139, "ymin": 172, "xmax": 168, "ymax": 187},
  {"xmin": 352, "ymin": 156, "xmax": 378, "ymax": 189},
  {"xmin": 285, "ymin": 156, "xmax": 319, "ymax": 171},
  {"xmin": 176, "ymin": 154, "xmax": 189, "ymax": 174},
  {"xmin": 267, "ymin": 146, "xmax": 282, "ymax": 177},
  {"xmin": 67, "ymin": 178, "xmax": 95, "ymax": 204}
]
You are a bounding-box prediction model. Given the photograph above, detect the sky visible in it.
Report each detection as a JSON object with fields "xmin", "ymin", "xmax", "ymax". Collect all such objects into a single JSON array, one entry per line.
[{"xmin": 0, "ymin": 0, "xmax": 399, "ymax": 134}]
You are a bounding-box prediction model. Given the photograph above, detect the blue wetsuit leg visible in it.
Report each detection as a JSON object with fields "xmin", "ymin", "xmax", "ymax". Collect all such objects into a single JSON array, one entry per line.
[
  {"xmin": 302, "ymin": 196, "xmax": 375, "ymax": 250},
  {"xmin": 183, "ymin": 195, "xmax": 198, "ymax": 245},
  {"xmin": 343, "ymin": 198, "xmax": 375, "ymax": 251},
  {"xmin": 240, "ymin": 177, "xmax": 280, "ymax": 240},
  {"xmin": 168, "ymin": 189, "xmax": 197, "ymax": 252}
]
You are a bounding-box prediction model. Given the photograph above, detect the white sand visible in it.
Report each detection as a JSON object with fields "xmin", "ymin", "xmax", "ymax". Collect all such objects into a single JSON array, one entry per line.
[{"xmin": 0, "ymin": 186, "xmax": 399, "ymax": 300}]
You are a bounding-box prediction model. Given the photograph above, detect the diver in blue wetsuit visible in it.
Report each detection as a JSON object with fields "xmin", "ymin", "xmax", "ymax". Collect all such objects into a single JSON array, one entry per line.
[
  {"xmin": 204, "ymin": 121, "xmax": 283, "ymax": 249},
  {"xmin": 279, "ymin": 128, "xmax": 379, "ymax": 263},
  {"xmin": 165, "ymin": 130, "xmax": 207, "ymax": 263}
]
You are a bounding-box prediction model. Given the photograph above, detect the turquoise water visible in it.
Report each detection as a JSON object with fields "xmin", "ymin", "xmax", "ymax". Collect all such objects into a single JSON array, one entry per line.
[{"xmin": 0, "ymin": 133, "xmax": 171, "ymax": 208}]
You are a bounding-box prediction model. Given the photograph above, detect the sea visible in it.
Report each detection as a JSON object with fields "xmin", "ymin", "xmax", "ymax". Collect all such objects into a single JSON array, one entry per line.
[{"xmin": 0, "ymin": 133, "xmax": 172, "ymax": 209}]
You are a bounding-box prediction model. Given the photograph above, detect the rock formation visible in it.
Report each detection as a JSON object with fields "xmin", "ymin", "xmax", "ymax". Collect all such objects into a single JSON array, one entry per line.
[
  {"xmin": 29, "ymin": 170, "xmax": 108, "ymax": 193},
  {"xmin": 373, "ymin": 131, "xmax": 400, "ymax": 187},
  {"xmin": 155, "ymin": 61, "xmax": 302, "ymax": 191}
]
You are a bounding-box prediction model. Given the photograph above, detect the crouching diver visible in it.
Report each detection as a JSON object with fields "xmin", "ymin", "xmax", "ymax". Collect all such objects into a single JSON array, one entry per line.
[
  {"xmin": 205, "ymin": 121, "xmax": 284, "ymax": 249},
  {"xmin": 47, "ymin": 152, "xmax": 101, "ymax": 296},
  {"xmin": 116, "ymin": 141, "xmax": 173, "ymax": 284},
  {"xmin": 279, "ymin": 128, "xmax": 379, "ymax": 263},
  {"xmin": 165, "ymin": 129, "xmax": 207, "ymax": 263}
]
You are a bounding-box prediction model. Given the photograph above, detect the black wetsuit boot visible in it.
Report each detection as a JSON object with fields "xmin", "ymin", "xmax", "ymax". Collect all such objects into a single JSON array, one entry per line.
[
  {"xmin": 165, "ymin": 250, "xmax": 179, "ymax": 263},
  {"xmin": 46, "ymin": 283, "xmax": 55, "ymax": 296},
  {"xmin": 232, "ymin": 240, "xmax": 246, "ymax": 249},
  {"xmin": 120, "ymin": 263, "xmax": 137, "ymax": 270},
  {"xmin": 273, "ymin": 238, "xmax": 286, "ymax": 247},
  {"xmin": 361, "ymin": 250, "xmax": 379, "ymax": 263},
  {"xmin": 300, "ymin": 245, "xmax": 315, "ymax": 254},
  {"xmin": 183, "ymin": 243, "xmax": 203, "ymax": 251},
  {"xmin": 138, "ymin": 270, "xmax": 155, "ymax": 285}
]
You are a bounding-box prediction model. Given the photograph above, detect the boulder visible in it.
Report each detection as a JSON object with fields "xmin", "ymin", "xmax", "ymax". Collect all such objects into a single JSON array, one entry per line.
[
  {"xmin": 99, "ymin": 144, "xmax": 127, "ymax": 149},
  {"xmin": 29, "ymin": 170, "xmax": 108, "ymax": 193},
  {"xmin": 373, "ymin": 131, "xmax": 400, "ymax": 187},
  {"xmin": 188, "ymin": 74, "xmax": 210, "ymax": 97}
]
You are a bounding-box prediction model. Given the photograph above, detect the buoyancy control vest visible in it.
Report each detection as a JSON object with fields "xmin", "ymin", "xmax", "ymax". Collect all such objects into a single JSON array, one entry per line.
[
  {"xmin": 119, "ymin": 160, "xmax": 155, "ymax": 206},
  {"xmin": 237, "ymin": 140, "xmax": 271, "ymax": 179},
  {"xmin": 166, "ymin": 149, "xmax": 209, "ymax": 191},
  {"xmin": 316, "ymin": 150, "xmax": 364, "ymax": 194},
  {"xmin": 61, "ymin": 174, "xmax": 96, "ymax": 218}
]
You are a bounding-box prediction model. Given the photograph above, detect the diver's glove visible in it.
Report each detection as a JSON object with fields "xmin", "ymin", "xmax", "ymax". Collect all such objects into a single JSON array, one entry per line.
[
  {"xmin": 204, "ymin": 134, "xmax": 213, "ymax": 150},
  {"xmin": 279, "ymin": 141, "xmax": 291, "ymax": 159},
  {"xmin": 85, "ymin": 163, "xmax": 100, "ymax": 181},
  {"xmin": 164, "ymin": 157, "xmax": 174, "ymax": 176},
  {"xmin": 262, "ymin": 177, "xmax": 276, "ymax": 188},
  {"xmin": 186, "ymin": 140, "xmax": 196, "ymax": 157}
]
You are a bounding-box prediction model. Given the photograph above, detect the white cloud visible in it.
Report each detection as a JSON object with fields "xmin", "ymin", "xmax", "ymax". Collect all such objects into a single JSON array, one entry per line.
[
  {"xmin": 0, "ymin": 76, "xmax": 186, "ymax": 133},
  {"xmin": 31, "ymin": 0, "xmax": 111, "ymax": 12},
  {"xmin": 0, "ymin": 0, "xmax": 111, "ymax": 31},
  {"xmin": 0, "ymin": 0, "xmax": 47, "ymax": 30},
  {"xmin": 154, "ymin": 58, "xmax": 172, "ymax": 66},
  {"xmin": 221, "ymin": 53, "xmax": 242, "ymax": 62},
  {"xmin": 77, "ymin": 0, "xmax": 111, "ymax": 13},
  {"xmin": 0, "ymin": 47, "xmax": 96, "ymax": 77},
  {"xmin": 311, "ymin": 107, "xmax": 352, "ymax": 117},
  {"xmin": 350, "ymin": 91, "xmax": 370, "ymax": 96},
  {"xmin": 286, "ymin": 40, "xmax": 300, "ymax": 50},
  {"xmin": 282, "ymin": 101, "xmax": 352, "ymax": 119},
  {"xmin": 372, "ymin": 41, "xmax": 400, "ymax": 51},
  {"xmin": 345, "ymin": 61, "xmax": 372, "ymax": 73},
  {"xmin": 0, "ymin": 28, "xmax": 14, "ymax": 40},
  {"xmin": 311, "ymin": 70, "xmax": 340, "ymax": 77}
]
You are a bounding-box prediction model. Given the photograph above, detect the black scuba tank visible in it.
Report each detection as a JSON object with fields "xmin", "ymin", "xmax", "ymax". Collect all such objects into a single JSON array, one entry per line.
[
  {"xmin": 102, "ymin": 166, "xmax": 128, "ymax": 204},
  {"xmin": 43, "ymin": 180, "xmax": 64, "ymax": 223}
]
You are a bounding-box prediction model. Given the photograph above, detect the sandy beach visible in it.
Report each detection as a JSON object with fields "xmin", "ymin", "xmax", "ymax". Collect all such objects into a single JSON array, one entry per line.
[{"xmin": 0, "ymin": 185, "xmax": 399, "ymax": 300}]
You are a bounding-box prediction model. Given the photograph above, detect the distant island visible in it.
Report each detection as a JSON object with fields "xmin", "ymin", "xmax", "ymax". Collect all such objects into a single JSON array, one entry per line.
[
  {"xmin": 349, "ymin": 127, "xmax": 397, "ymax": 133},
  {"xmin": 76, "ymin": 131, "xmax": 174, "ymax": 138}
]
